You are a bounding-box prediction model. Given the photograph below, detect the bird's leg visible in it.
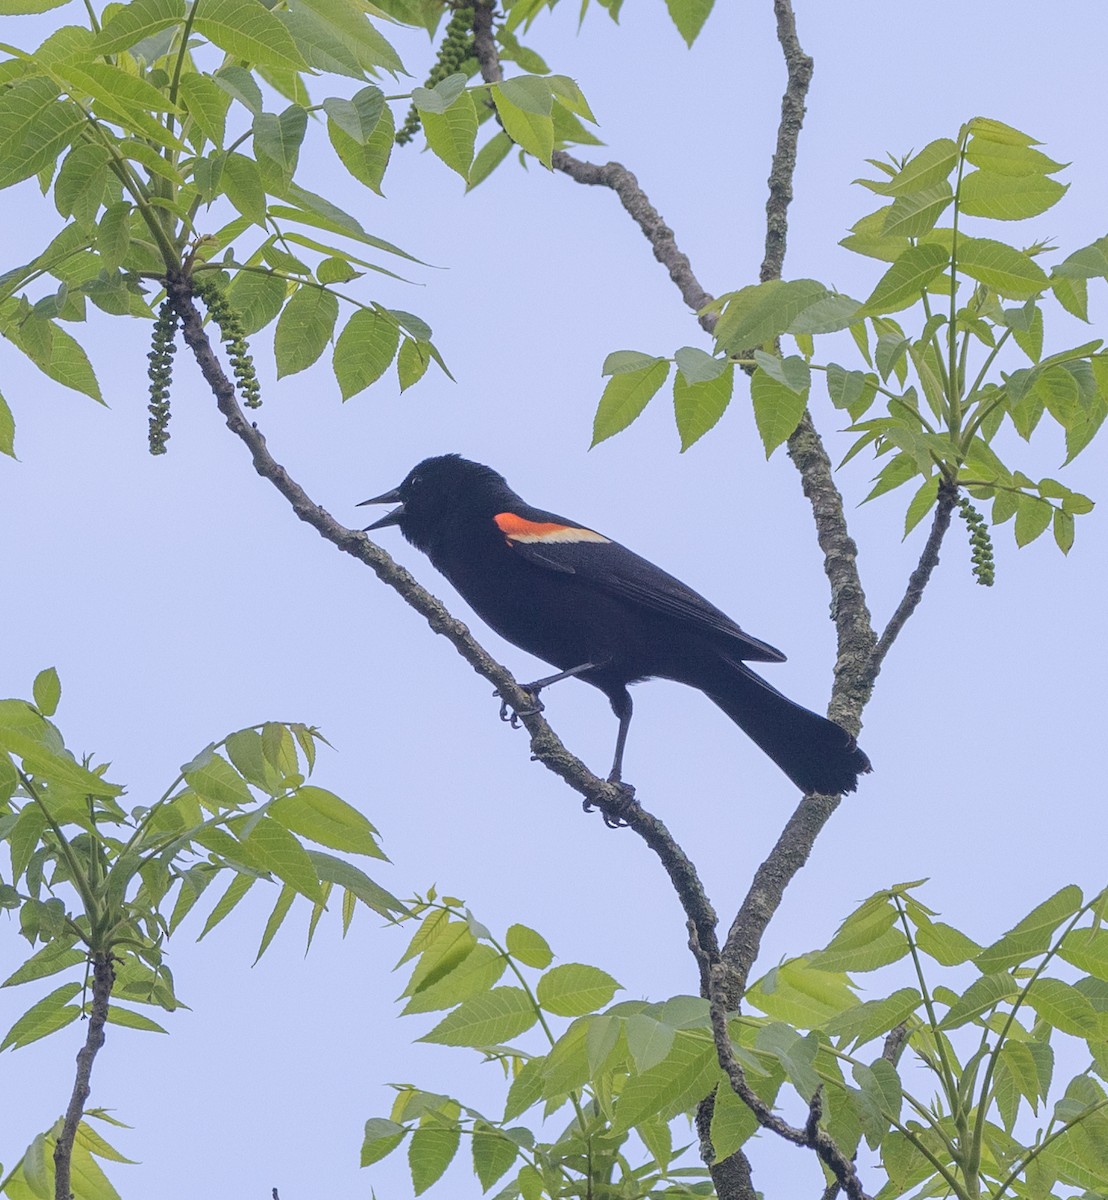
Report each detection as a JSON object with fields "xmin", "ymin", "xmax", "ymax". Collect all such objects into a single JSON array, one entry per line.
[
  {"xmin": 495, "ymin": 661, "xmax": 605, "ymax": 728},
  {"xmin": 582, "ymin": 689, "xmax": 639, "ymax": 827}
]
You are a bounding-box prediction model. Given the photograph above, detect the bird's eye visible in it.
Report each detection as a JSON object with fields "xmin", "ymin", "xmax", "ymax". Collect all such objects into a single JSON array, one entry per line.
[{"xmin": 408, "ymin": 473, "xmax": 423, "ymax": 489}]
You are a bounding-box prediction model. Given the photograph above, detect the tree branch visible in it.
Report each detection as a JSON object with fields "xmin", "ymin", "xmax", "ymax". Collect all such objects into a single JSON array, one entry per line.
[
  {"xmin": 472, "ymin": 0, "xmax": 716, "ymax": 327},
  {"xmin": 166, "ymin": 272, "xmax": 721, "ymax": 973},
  {"xmin": 54, "ymin": 953, "xmax": 114, "ymax": 1200},
  {"xmin": 870, "ymin": 480, "xmax": 958, "ymax": 675}
]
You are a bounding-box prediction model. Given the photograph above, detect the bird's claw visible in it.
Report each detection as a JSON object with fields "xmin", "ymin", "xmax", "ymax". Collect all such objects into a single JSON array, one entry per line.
[
  {"xmin": 583, "ymin": 779, "xmax": 638, "ymax": 828},
  {"xmin": 494, "ymin": 687, "xmax": 544, "ymax": 728}
]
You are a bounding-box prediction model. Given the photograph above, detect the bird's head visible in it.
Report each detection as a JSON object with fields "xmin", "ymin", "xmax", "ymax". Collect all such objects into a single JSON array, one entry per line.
[{"xmin": 359, "ymin": 454, "xmax": 511, "ymax": 551}]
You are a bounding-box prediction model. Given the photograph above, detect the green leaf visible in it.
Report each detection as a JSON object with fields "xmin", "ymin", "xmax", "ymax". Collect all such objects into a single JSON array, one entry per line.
[
  {"xmin": 750, "ymin": 366, "xmax": 806, "ymax": 457},
  {"xmin": 1052, "ymin": 273, "xmax": 1089, "ymax": 322},
  {"xmin": 709, "ymin": 1073, "xmax": 759, "ymax": 1160},
  {"xmin": 882, "ymin": 183, "xmax": 952, "ymax": 238},
  {"xmin": 753, "ymin": 351, "xmax": 810, "ymax": 395},
  {"xmin": 197, "ymin": 871, "xmax": 255, "ymax": 939},
  {"xmin": 269, "ymin": 786, "xmax": 383, "ymax": 857},
  {"xmin": 940, "ymin": 972, "xmax": 1018, "ymax": 1028},
  {"xmin": 975, "ymin": 885, "xmax": 1083, "ymax": 972},
  {"xmin": 491, "ymin": 83, "xmax": 554, "ymax": 167},
  {"xmin": 293, "ymin": 0, "xmax": 405, "ymax": 74},
  {"xmin": 547, "ymin": 75, "xmax": 596, "ymax": 123},
  {"xmin": 787, "ymin": 292, "xmax": 862, "ymax": 335},
  {"xmin": 409, "ymin": 1121, "xmax": 460, "ymax": 1195},
  {"xmin": 93, "ymin": 0, "xmax": 186, "ymax": 53},
  {"xmin": 1024, "ymin": 977, "xmax": 1100, "ymax": 1037},
  {"xmin": 602, "ymin": 350, "xmax": 663, "ymax": 375},
  {"xmin": 221, "ymin": 152, "xmax": 267, "ymax": 227},
  {"xmin": 886, "ymin": 139, "xmax": 959, "ymax": 194},
  {"xmin": 254, "ymin": 884, "xmax": 297, "ymax": 962},
  {"xmin": 673, "ymin": 363, "xmax": 734, "ymax": 450},
  {"xmin": 32, "ymin": 668, "xmax": 61, "ymax": 717},
  {"xmin": 402, "ymin": 944, "xmax": 507, "ymax": 1015},
  {"xmin": 226, "ymin": 269, "xmax": 287, "ymax": 336},
  {"xmin": 747, "ymin": 960, "xmax": 857, "ymax": 1025},
  {"xmin": 0, "ymin": 78, "xmax": 84, "ymax": 191},
  {"xmin": 664, "ymin": 0, "xmax": 714, "ymax": 45},
  {"xmin": 0, "ymin": 390, "xmax": 13, "ymax": 457},
  {"xmin": 1053, "ymin": 507, "xmax": 1075, "ymax": 553},
  {"xmin": 966, "ymin": 138, "xmax": 1065, "ymax": 177},
  {"xmin": 322, "ymin": 88, "xmax": 384, "ymax": 144},
  {"xmin": 713, "ymin": 278, "xmax": 828, "ymax": 353},
  {"xmin": 505, "ymin": 924, "xmax": 552, "ymax": 969},
  {"xmin": 274, "ymin": 286, "xmax": 339, "ymax": 378},
  {"xmin": 55, "ymin": 63, "xmax": 186, "ymax": 151},
  {"xmin": 472, "ymin": 1124, "xmax": 518, "ymax": 1192},
  {"xmin": 904, "ymin": 475, "xmax": 940, "ymax": 536},
  {"xmin": 591, "ymin": 359, "xmax": 670, "ymax": 446},
  {"xmin": 957, "ymin": 237, "xmax": 1048, "ymax": 300},
  {"xmin": 1, "ymin": 982, "xmax": 81, "ymax": 1050},
  {"xmin": 177, "ymin": 73, "xmax": 229, "ymax": 148},
  {"xmin": 615, "ymin": 1032, "xmax": 719, "ymax": 1129},
  {"xmin": 826, "ymin": 364, "xmax": 878, "ymax": 418},
  {"xmin": 361, "ymin": 1118, "xmax": 406, "ymax": 1167},
  {"xmin": 195, "ymin": 0, "xmax": 307, "ymax": 70},
  {"xmin": 105, "ymin": 1005, "xmax": 169, "ymax": 1034},
  {"xmin": 673, "ymin": 345, "xmax": 726, "ymax": 384},
  {"xmin": 393, "ymin": 337, "xmax": 428, "ymax": 392},
  {"xmin": 467, "ymin": 129, "xmax": 513, "ymax": 191},
  {"xmin": 968, "ymin": 116, "xmax": 1039, "ymax": 146},
  {"xmin": 420, "ymin": 986, "xmax": 537, "ymax": 1047},
  {"xmin": 184, "ymin": 751, "xmax": 252, "ymax": 809},
  {"xmin": 421, "ymin": 92, "xmax": 478, "ymax": 180},
  {"xmin": 626, "ymin": 1013, "xmax": 676, "ymax": 1072},
  {"xmin": 1014, "ymin": 493, "xmax": 1053, "ymax": 547},
  {"xmin": 2, "ymin": 939, "xmax": 83, "ymax": 988},
  {"xmin": 53, "ymin": 144, "xmax": 110, "ymax": 228},
  {"xmin": 332, "ymin": 308, "xmax": 400, "ymax": 399},
  {"xmin": 412, "ymin": 73, "xmax": 467, "ymax": 115},
  {"xmin": 860, "ymin": 242, "xmax": 948, "ymax": 315},
  {"xmin": 244, "ymin": 816, "xmax": 323, "ymax": 902},
  {"xmin": 307, "ymin": 850, "xmax": 404, "ymax": 918},
  {"xmin": 959, "ymin": 170, "xmax": 1068, "ymax": 220},
  {"xmin": 1061, "ymin": 928, "xmax": 1108, "ymax": 981},
  {"xmin": 823, "ymin": 987, "xmax": 921, "ymax": 1050},
  {"xmin": 536, "ymin": 963, "xmax": 620, "ymax": 1016},
  {"xmin": 253, "ymin": 105, "xmax": 307, "ymax": 177}
]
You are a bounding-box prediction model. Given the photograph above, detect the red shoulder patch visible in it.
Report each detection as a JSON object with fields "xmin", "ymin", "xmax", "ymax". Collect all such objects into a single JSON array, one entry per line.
[{"xmin": 493, "ymin": 512, "xmax": 610, "ymax": 544}]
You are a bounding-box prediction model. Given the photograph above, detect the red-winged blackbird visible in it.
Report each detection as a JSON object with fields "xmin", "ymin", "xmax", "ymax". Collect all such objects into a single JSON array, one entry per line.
[{"xmin": 361, "ymin": 455, "xmax": 870, "ymax": 795}]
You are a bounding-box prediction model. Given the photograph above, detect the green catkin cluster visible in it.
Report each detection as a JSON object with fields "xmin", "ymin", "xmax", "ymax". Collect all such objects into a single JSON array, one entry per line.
[
  {"xmin": 395, "ymin": 6, "xmax": 476, "ymax": 146},
  {"xmin": 194, "ymin": 277, "xmax": 262, "ymax": 409},
  {"xmin": 147, "ymin": 300, "xmax": 178, "ymax": 455},
  {"xmin": 958, "ymin": 496, "xmax": 995, "ymax": 586}
]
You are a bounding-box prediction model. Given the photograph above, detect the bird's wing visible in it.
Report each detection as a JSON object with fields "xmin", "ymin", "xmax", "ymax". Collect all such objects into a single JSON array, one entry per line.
[{"xmin": 492, "ymin": 509, "xmax": 787, "ymax": 663}]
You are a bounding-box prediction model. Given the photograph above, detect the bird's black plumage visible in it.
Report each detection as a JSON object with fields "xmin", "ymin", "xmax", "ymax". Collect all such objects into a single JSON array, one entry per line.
[{"xmin": 361, "ymin": 454, "xmax": 870, "ymax": 795}]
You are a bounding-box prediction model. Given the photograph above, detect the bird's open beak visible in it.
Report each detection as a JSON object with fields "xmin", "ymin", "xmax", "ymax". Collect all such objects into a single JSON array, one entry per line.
[{"xmin": 358, "ymin": 487, "xmax": 404, "ymax": 531}]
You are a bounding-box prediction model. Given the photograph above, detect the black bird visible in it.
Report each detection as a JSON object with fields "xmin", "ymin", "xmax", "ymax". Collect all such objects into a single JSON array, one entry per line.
[{"xmin": 361, "ymin": 455, "xmax": 870, "ymax": 795}]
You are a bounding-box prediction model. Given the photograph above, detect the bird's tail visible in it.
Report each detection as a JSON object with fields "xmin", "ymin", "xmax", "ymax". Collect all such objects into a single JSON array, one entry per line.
[{"xmin": 703, "ymin": 658, "xmax": 871, "ymax": 795}]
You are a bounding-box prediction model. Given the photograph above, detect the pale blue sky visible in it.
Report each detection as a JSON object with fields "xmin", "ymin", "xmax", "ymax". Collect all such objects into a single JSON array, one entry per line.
[{"xmin": 2, "ymin": 3, "xmax": 1106, "ymax": 1197}]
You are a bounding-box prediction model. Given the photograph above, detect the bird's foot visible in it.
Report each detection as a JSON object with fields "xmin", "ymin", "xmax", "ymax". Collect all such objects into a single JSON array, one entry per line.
[
  {"xmin": 583, "ymin": 779, "xmax": 638, "ymax": 828},
  {"xmin": 495, "ymin": 687, "xmax": 545, "ymax": 729}
]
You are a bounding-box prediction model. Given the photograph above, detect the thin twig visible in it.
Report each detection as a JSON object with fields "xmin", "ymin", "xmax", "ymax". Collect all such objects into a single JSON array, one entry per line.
[
  {"xmin": 870, "ymin": 481, "xmax": 958, "ymax": 675},
  {"xmin": 166, "ymin": 272, "xmax": 721, "ymax": 971},
  {"xmin": 471, "ymin": 1, "xmax": 716, "ymax": 328},
  {"xmin": 54, "ymin": 953, "xmax": 114, "ymax": 1200}
]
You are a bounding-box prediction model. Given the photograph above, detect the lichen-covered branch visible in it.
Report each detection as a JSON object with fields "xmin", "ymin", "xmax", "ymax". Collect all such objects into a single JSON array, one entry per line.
[{"xmin": 54, "ymin": 953, "xmax": 114, "ymax": 1200}]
